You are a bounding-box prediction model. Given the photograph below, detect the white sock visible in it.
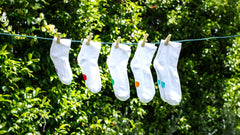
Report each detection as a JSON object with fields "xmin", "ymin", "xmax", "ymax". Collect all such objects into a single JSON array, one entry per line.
[
  {"xmin": 153, "ymin": 40, "xmax": 182, "ymax": 106},
  {"xmin": 50, "ymin": 37, "xmax": 72, "ymax": 85},
  {"xmin": 130, "ymin": 41, "xmax": 157, "ymax": 103},
  {"xmin": 77, "ymin": 39, "xmax": 102, "ymax": 93},
  {"xmin": 107, "ymin": 43, "xmax": 131, "ymax": 101}
]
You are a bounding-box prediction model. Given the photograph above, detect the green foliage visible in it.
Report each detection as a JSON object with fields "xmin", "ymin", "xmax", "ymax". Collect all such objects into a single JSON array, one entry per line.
[{"xmin": 0, "ymin": 0, "xmax": 240, "ymax": 134}]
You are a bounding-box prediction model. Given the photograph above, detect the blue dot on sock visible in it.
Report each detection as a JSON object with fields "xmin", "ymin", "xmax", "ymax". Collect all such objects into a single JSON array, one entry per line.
[
  {"xmin": 157, "ymin": 80, "xmax": 161, "ymax": 86},
  {"xmin": 161, "ymin": 81, "xmax": 165, "ymax": 88}
]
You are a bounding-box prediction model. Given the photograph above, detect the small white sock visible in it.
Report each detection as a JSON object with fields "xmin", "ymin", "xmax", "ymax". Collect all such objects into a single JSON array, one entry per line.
[
  {"xmin": 130, "ymin": 41, "xmax": 157, "ymax": 103},
  {"xmin": 107, "ymin": 43, "xmax": 131, "ymax": 101},
  {"xmin": 50, "ymin": 37, "xmax": 72, "ymax": 85},
  {"xmin": 153, "ymin": 40, "xmax": 182, "ymax": 106},
  {"xmin": 77, "ymin": 39, "xmax": 102, "ymax": 93}
]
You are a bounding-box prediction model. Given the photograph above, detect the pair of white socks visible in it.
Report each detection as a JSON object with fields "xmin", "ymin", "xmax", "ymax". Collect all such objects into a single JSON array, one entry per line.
[
  {"xmin": 130, "ymin": 40, "xmax": 182, "ymax": 105},
  {"xmin": 50, "ymin": 38, "xmax": 102, "ymax": 93},
  {"xmin": 107, "ymin": 41, "xmax": 157, "ymax": 103}
]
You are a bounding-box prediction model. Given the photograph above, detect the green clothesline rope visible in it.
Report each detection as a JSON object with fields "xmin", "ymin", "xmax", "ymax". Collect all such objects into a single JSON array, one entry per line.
[{"xmin": 0, "ymin": 33, "xmax": 240, "ymax": 45}]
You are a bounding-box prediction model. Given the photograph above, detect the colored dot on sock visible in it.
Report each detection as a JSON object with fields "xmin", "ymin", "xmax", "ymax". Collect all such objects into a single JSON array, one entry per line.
[
  {"xmin": 110, "ymin": 76, "xmax": 115, "ymax": 85},
  {"xmin": 82, "ymin": 74, "xmax": 87, "ymax": 81},
  {"xmin": 157, "ymin": 80, "xmax": 161, "ymax": 86},
  {"xmin": 135, "ymin": 81, "xmax": 140, "ymax": 87},
  {"xmin": 161, "ymin": 81, "xmax": 165, "ymax": 88}
]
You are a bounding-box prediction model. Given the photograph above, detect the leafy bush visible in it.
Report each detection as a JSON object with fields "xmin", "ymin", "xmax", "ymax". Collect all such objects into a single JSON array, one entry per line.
[{"xmin": 0, "ymin": 0, "xmax": 240, "ymax": 134}]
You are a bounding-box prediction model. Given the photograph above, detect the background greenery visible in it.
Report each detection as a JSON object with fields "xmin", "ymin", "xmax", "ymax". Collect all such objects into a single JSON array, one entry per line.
[{"xmin": 0, "ymin": 0, "xmax": 240, "ymax": 134}]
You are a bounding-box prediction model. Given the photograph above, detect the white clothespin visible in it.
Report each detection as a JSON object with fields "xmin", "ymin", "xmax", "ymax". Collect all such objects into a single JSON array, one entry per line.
[
  {"xmin": 115, "ymin": 36, "xmax": 121, "ymax": 49},
  {"xmin": 165, "ymin": 34, "xmax": 172, "ymax": 46},
  {"xmin": 142, "ymin": 34, "xmax": 149, "ymax": 47},
  {"xmin": 86, "ymin": 33, "xmax": 93, "ymax": 45},
  {"xmin": 57, "ymin": 32, "xmax": 61, "ymax": 44}
]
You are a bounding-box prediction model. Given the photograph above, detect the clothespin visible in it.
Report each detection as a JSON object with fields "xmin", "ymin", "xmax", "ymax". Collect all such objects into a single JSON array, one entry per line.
[
  {"xmin": 57, "ymin": 32, "xmax": 61, "ymax": 44},
  {"xmin": 115, "ymin": 36, "xmax": 121, "ymax": 49},
  {"xmin": 141, "ymin": 34, "xmax": 149, "ymax": 47},
  {"xmin": 164, "ymin": 34, "xmax": 172, "ymax": 46},
  {"xmin": 86, "ymin": 33, "xmax": 93, "ymax": 45}
]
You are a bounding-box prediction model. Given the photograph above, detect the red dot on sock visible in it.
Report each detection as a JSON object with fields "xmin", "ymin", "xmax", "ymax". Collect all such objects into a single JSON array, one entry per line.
[{"xmin": 82, "ymin": 74, "xmax": 87, "ymax": 81}]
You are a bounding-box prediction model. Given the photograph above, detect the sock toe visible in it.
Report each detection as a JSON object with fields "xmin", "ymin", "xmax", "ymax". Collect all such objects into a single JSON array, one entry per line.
[
  {"xmin": 139, "ymin": 94, "xmax": 153, "ymax": 103},
  {"xmin": 166, "ymin": 91, "xmax": 181, "ymax": 106},
  {"xmin": 115, "ymin": 90, "xmax": 130, "ymax": 101},
  {"xmin": 88, "ymin": 86, "xmax": 101, "ymax": 93},
  {"xmin": 61, "ymin": 78, "xmax": 72, "ymax": 85}
]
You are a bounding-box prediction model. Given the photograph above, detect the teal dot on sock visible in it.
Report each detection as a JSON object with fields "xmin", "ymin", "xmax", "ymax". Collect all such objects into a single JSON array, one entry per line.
[
  {"xmin": 110, "ymin": 76, "xmax": 115, "ymax": 85},
  {"xmin": 157, "ymin": 80, "xmax": 161, "ymax": 86},
  {"xmin": 161, "ymin": 81, "xmax": 165, "ymax": 88}
]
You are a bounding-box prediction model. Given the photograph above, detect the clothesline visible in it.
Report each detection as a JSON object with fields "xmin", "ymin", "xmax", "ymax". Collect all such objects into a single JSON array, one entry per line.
[{"xmin": 0, "ymin": 32, "xmax": 240, "ymax": 45}]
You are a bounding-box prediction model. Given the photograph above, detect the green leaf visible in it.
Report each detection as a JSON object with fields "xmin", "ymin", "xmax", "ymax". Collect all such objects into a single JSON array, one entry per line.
[
  {"xmin": 27, "ymin": 18, "xmax": 31, "ymax": 25},
  {"xmin": 0, "ymin": 122, "xmax": 6, "ymax": 129},
  {"xmin": 39, "ymin": 12, "xmax": 44, "ymax": 19},
  {"xmin": 0, "ymin": 45, "xmax": 7, "ymax": 52},
  {"xmin": 12, "ymin": 77, "xmax": 21, "ymax": 82},
  {"xmin": 28, "ymin": 53, "xmax": 32, "ymax": 60},
  {"xmin": 0, "ymin": 130, "xmax": 7, "ymax": 135}
]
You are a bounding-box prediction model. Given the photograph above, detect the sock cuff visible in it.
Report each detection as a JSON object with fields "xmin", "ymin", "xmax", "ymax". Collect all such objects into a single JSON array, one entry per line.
[
  {"xmin": 139, "ymin": 42, "xmax": 157, "ymax": 54},
  {"xmin": 162, "ymin": 40, "xmax": 182, "ymax": 48},
  {"xmin": 155, "ymin": 40, "xmax": 181, "ymax": 62},
  {"xmin": 50, "ymin": 37, "xmax": 72, "ymax": 58},
  {"xmin": 160, "ymin": 40, "xmax": 182, "ymax": 50},
  {"xmin": 142, "ymin": 42, "xmax": 158, "ymax": 50},
  {"xmin": 107, "ymin": 43, "xmax": 131, "ymax": 67},
  {"xmin": 134, "ymin": 41, "xmax": 157, "ymax": 63},
  {"xmin": 115, "ymin": 43, "xmax": 131, "ymax": 52},
  {"xmin": 83, "ymin": 38, "xmax": 101, "ymax": 50},
  {"xmin": 111, "ymin": 43, "xmax": 131, "ymax": 54},
  {"xmin": 53, "ymin": 37, "xmax": 71, "ymax": 47}
]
